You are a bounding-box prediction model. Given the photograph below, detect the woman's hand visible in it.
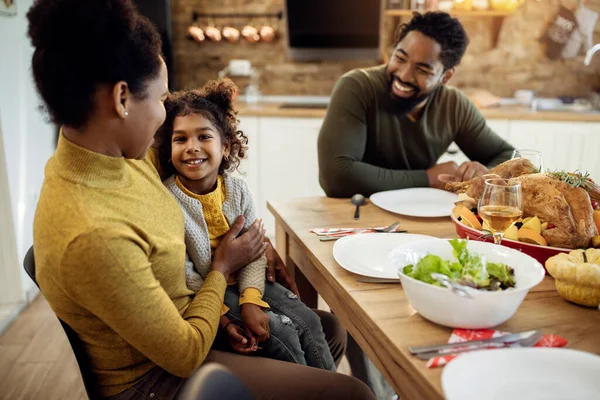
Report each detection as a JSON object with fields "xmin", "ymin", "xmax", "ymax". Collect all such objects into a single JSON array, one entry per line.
[
  {"xmin": 221, "ymin": 316, "xmax": 257, "ymax": 354},
  {"xmin": 241, "ymin": 304, "xmax": 270, "ymax": 343},
  {"xmin": 212, "ymin": 216, "xmax": 266, "ymax": 280},
  {"xmin": 264, "ymin": 238, "xmax": 300, "ymax": 298}
]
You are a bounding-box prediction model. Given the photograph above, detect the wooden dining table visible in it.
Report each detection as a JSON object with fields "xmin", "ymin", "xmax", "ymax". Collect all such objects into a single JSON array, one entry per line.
[{"xmin": 268, "ymin": 196, "xmax": 600, "ymax": 400}]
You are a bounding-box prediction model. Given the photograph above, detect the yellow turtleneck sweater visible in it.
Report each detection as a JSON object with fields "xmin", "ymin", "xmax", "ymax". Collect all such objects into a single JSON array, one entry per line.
[
  {"xmin": 175, "ymin": 175, "xmax": 230, "ymax": 251},
  {"xmin": 33, "ymin": 135, "xmax": 227, "ymax": 397},
  {"xmin": 174, "ymin": 176, "xmax": 269, "ymax": 310}
]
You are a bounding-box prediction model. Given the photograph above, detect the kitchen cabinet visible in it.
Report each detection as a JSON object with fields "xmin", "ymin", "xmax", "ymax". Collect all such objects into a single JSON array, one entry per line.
[
  {"xmin": 257, "ymin": 117, "xmax": 325, "ymax": 235},
  {"xmin": 488, "ymin": 119, "xmax": 510, "ymax": 140},
  {"xmin": 236, "ymin": 117, "xmax": 324, "ymax": 235},
  {"xmin": 440, "ymin": 120, "xmax": 600, "ymax": 177},
  {"xmin": 505, "ymin": 121, "xmax": 589, "ymax": 173},
  {"xmin": 436, "ymin": 143, "xmax": 469, "ymax": 166},
  {"xmin": 581, "ymin": 126, "xmax": 600, "ymax": 182},
  {"xmin": 436, "ymin": 119, "xmax": 510, "ymax": 166},
  {"xmin": 234, "ymin": 116, "xmax": 260, "ymax": 200}
]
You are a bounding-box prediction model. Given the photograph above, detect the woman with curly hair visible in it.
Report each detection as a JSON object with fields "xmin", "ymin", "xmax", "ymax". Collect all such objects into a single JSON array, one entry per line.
[
  {"xmin": 28, "ymin": 0, "xmax": 374, "ymax": 399},
  {"xmin": 155, "ymin": 79, "xmax": 335, "ymax": 372}
]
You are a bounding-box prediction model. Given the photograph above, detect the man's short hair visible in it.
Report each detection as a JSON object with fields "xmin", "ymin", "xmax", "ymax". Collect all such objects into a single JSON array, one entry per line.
[{"xmin": 395, "ymin": 12, "xmax": 470, "ymax": 71}]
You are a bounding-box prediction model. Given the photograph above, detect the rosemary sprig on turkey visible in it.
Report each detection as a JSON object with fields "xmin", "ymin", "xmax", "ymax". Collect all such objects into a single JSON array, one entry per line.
[{"xmin": 548, "ymin": 170, "xmax": 594, "ymax": 190}]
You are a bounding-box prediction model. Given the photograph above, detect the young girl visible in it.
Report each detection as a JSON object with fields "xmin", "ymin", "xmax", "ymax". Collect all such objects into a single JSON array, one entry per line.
[{"xmin": 155, "ymin": 79, "xmax": 335, "ymax": 371}]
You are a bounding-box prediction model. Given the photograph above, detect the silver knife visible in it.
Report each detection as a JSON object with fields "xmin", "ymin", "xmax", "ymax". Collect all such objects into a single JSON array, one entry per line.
[
  {"xmin": 409, "ymin": 330, "xmax": 540, "ymax": 356},
  {"xmin": 412, "ymin": 331, "xmax": 543, "ymax": 360}
]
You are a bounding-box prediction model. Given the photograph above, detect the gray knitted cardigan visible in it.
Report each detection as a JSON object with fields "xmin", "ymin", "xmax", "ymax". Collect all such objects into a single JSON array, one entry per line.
[{"xmin": 164, "ymin": 175, "xmax": 266, "ymax": 294}]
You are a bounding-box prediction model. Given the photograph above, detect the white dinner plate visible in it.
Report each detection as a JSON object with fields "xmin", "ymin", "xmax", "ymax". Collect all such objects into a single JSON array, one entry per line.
[
  {"xmin": 442, "ymin": 348, "xmax": 600, "ymax": 400},
  {"xmin": 332, "ymin": 233, "xmax": 433, "ymax": 279},
  {"xmin": 370, "ymin": 188, "xmax": 459, "ymax": 218}
]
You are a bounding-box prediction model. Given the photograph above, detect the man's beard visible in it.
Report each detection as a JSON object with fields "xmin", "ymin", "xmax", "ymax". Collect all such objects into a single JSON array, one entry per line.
[{"xmin": 388, "ymin": 77, "xmax": 437, "ymax": 116}]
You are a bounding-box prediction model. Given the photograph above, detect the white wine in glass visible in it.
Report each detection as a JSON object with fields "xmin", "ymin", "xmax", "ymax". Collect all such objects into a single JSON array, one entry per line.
[
  {"xmin": 511, "ymin": 149, "xmax": 544, "ymax": 173},
  {"xmin": 478, "ymin": 179, "xmax": 523, "ymax": 245}
]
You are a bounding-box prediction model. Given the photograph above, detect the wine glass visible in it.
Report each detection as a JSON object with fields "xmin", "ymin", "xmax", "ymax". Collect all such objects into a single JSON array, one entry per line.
[
  {"xmin": 511, "ymin": 149, "xmax": 544, "ymax": 173},
  {"xmin": 478, "ymin": 179, "xmax": 523, "ymax": 245}
]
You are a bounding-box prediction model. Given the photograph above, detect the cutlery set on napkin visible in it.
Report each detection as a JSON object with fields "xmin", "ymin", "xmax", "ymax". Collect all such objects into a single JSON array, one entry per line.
[
  {"xmin": 310, "ymin": 221, "xmax": 406, "ymax": 241},
  {"xmin": 413, "ymin": 328, "xmax": 568, "ymax": 368}
]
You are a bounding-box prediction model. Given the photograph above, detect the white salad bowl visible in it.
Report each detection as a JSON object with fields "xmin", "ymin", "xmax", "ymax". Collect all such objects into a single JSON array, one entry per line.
[{"xmin": 390, "ymin": 239, "xmax": 545, "ymax": 329}]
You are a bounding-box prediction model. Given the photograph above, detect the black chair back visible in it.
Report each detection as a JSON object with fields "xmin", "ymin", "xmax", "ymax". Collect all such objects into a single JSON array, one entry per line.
[{"xmin": 23, "ymin": 246, "xmax": 102, "ymax": 400}]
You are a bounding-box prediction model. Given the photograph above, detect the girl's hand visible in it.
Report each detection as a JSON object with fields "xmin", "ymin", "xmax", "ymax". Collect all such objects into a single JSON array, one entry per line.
[
  {"xmin": 212, "ymin": 216, "xmax": 267, "ymax": 280},
  {"xmin": 221, "ymin": 316, "xmax": 257, "ymax": 354},
  {"xmin": 241, "ymin": 304, "xmax": 270, "ymax": 343}
]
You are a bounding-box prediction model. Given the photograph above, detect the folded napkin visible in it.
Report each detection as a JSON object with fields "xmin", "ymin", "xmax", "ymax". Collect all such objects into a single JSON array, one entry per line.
[
  {"xmin": 310, "ymin": 227, "xmax": 386, "ymax": 238},
  {"xmin": 426, "ymin": 328, "xmax": 568, "ymax": 368}
]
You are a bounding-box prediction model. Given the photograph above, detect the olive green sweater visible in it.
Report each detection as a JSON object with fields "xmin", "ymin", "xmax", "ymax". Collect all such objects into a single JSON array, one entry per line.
[
  {"xmin": 318, "ymin": 65, "xmax": 514, "ymax": 197},
  {"xmin": 34, "ymin": 135, "xmax": 226, "ymax": 397}
]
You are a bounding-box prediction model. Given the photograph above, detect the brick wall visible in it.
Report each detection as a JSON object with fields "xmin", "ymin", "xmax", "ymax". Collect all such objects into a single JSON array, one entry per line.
[{"xmin": 171, "ymin": 0, "xmax": 600, "ymax": 97}]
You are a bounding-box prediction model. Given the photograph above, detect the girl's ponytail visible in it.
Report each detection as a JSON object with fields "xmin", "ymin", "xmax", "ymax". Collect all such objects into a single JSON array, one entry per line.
[{"xmin": 201, "ymin": 78, "xmax": 238, "ymax": 122}]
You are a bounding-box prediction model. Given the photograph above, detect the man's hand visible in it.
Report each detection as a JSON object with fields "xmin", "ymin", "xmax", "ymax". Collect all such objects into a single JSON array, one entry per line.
[
  {"xmin": 426, "ymin": 161, "xmax": 458, "ymax": 189},
  {"xmin": 241, "ymin": 304, "xmax": 270, "ymax": 343},
  {"xmin": 221, "ymin": 316, "xmax": 257, "ymax": 354},
  {"xmin": 454, "ymin": 161, "xmax": 488, "ymax": 182},
  {"xmin": 264, "ymin": 238, "xmax": 300, "ymax": 298}
]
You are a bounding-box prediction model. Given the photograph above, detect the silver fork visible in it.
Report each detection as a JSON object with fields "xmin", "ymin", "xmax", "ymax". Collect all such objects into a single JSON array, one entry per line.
[
  {"xmin": 413, "ymin": 331, "xmax": 544, "ymax": 360},
  {"xmin": 375, "ymin": 221, "xmax": 402, "ymax": 233},
  {"xmin": 509, "ymin": 331, "xmax": 544, "ymax": 349},
  {"xmin": 319, "ymin": 221, "xmax": 406, "ymax": 241}
]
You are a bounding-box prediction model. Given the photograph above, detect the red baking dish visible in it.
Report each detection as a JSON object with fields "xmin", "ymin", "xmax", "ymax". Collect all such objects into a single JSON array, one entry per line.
[{"xmin": 451, "ymin": 214, "xmax": 570, "ymax": 270}]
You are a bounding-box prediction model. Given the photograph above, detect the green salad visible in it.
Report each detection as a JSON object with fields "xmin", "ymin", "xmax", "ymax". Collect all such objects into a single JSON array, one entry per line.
[{"xmin": 402, "ymin": 239, "xmax": 516, "ymax": 291}]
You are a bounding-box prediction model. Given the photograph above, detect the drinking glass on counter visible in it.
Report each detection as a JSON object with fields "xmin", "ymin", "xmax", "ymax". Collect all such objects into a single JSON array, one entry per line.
[
  {"xmin": 478, "ymin": 179, "xmax": 523, "ymax": 245},
  {"xmin": 511, "ymin": 149, "xmax": 544, "ymax": 173}
]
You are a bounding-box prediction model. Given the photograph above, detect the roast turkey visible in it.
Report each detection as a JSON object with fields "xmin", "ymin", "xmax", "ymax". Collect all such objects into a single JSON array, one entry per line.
[{"xmin": 446, "ymin": 159, "xmax": 599, "ymax": 249}]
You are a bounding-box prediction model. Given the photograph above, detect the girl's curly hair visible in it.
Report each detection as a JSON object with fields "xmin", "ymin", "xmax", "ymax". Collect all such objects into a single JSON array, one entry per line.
[{"xmin": 155, "ymin": 78, "xmax": 248, "ymax": 179}]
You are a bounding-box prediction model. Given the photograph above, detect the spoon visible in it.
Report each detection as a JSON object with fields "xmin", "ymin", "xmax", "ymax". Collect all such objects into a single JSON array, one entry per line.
[{"xmin": 351, "ymin": 194, "xmax": 366, "ymax": 220}]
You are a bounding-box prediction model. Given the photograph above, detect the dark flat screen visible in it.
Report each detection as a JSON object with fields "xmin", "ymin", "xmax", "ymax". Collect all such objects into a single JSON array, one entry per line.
[{"xmin": 286, "ymin": 1, "xmax": 380, "ymax": 49}]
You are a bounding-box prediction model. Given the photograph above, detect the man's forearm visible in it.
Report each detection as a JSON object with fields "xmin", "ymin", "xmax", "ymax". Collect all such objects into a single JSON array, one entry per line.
[
  {"xmin": 486, "ymin": 148, "xmax": 514, "ymax": 168},
  {"xmin": 320, "ymin": 157, "xmax": 429, "ymax": 198}
]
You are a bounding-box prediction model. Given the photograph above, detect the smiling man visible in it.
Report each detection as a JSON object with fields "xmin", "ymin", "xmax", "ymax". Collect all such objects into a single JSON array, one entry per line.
[{"xmin": 318, "ymin": 12, "xmax": 514, "ymax": 198}]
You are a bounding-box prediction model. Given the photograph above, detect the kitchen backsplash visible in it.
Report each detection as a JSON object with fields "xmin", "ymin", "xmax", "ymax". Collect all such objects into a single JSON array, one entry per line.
[{"xmin": 172, "ymin": 0, "xmax": 600, "ymax": 98}]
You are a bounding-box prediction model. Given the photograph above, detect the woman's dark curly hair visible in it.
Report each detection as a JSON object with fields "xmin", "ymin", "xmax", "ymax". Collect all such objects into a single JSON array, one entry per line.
[
  {"xmin": 395, "ymin": 12, "xmax": 469, "ymax": 71},
  {"xmin": 26, "ymin": 0, "xmax": 163, "ymax": 129},
  {"xmin": 155, "ymin": 78, "xmax": 248, "ymax": 178}
]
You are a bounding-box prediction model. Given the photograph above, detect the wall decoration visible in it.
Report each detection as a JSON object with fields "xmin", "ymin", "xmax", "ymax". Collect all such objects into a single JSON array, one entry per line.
[{"xmin": 187, "ymin": 11, "xmax": 283, "ymax": 45}]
